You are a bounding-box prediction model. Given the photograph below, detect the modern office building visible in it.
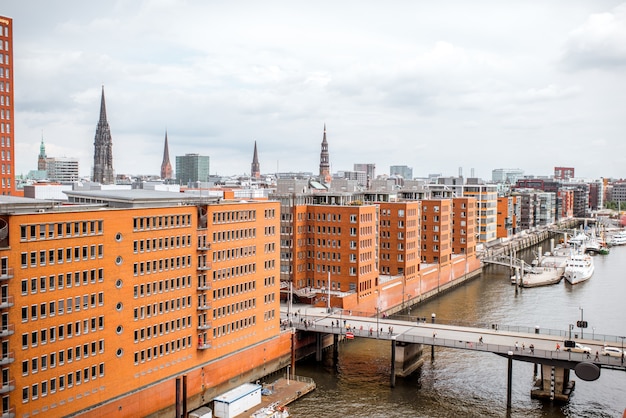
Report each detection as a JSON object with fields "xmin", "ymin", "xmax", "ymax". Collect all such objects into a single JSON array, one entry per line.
[
  {"xmin": 176, "ymin": 154, "xmax": 210, "ymax": 185},
  {"xmin": 0, "ymin": 16, "xmax": 15, "ymax": 195},
  {"xmin": 36, "ymin": 137, "xmax": 80, "ymax": 183},
  {"xmin": 390, "ymin": 165, "xmax": 413, "ymax": 180},
  {"xmin": 45, "ymin": 158, "xmax": 80, "ymax": 183},
  {"xmin": 554, "ymin": 166, "xmax": 575, "ymax": 180},
  {"xmin": 0, "ymin": 190, "xmax": 286, "ymax": 417},
  {"xmin": 353, "ymin": 164, "xmax": 375, "ymax": 183},
  {"xmin": 491, "ymin": 168, "xmax": 524, "ymax": 184}
]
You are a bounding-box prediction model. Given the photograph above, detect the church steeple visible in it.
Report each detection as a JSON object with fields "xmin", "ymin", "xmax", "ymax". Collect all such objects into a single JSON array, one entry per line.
[
  {"xmin": 161, "ymin": 130, "xmax": 173, "ymax": 180},
  {"xmin": 92, "ymin": 86, "xmax": 115, "ymax": 184},
  {"xmin": 319, "ymin": 124, "xmax": 331, "ymax": 183},
  {"xmin": 37, "ymin": 132, "xmax": 47, "ymax": 171},
  {"xmin": 251, "ymin": 140, "xmax": 260, "ymax": 179}
]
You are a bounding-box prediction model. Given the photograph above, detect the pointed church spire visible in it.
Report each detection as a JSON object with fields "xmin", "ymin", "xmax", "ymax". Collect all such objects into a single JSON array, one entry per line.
[
  {"xmin": 38, "ymin": 131, "xmax": 47, "ymax": 171},
  {"xmin": 98, "ymin": 85, "xmax": 108, "ymax": 125},
  {"xmin": 319, "ymin": 124, "xmax": 331, "ymax": 183},
  {"xmin": 92, "ymin": 85, "xmax": 115, "ymax": 184},
  {"xmin": 251, "ymin": 140, "xmax": 260, "ymax": 179},
  {"xmin": 161, "ymin": 130, "xmax": 173, "ymax": 180}
]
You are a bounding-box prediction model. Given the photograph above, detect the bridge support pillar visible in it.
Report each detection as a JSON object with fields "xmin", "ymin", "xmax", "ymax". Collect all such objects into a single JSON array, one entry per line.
[
  {"xmin": 393, "ymin": 342, "xmax": 425, "ymax": 379},
  {"xmin": 390, "ymin": 339, "xmax": 396, "ymax": 387},
  {"xmin": 530, "ymin": 365, "xmax": 574, "ymax": 403},
  {"xmin": 506, "ymin": 355, "xmax": 513, "ymax": 408},
  {"xmin": 315, "ymin": 333, "xmax": 323, "ymax": 362}
]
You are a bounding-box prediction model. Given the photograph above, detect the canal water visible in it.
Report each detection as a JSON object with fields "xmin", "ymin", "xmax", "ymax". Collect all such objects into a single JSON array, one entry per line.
[{"xmin": 288, "ymin": 244, "xmax": 626, "ymax": 417}]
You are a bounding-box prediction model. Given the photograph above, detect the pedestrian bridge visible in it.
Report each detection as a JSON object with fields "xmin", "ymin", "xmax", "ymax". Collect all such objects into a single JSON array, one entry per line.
[{"xmin": 282, "ymin": 307, "xmax": 626, "ymax": 406}]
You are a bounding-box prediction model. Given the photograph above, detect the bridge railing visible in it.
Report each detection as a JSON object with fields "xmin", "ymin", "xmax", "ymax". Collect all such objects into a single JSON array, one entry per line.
[{"xmin": 385, "ymin": 313, "xmax": 625, "ymax": 345}]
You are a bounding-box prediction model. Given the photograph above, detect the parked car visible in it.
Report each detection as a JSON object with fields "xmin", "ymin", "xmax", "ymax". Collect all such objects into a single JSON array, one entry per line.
[
  {"xmin": 601, "ymin": 346, "xmax": 623, "ymax": 357},
  {"xmin": 565, "ymin": 342, "xmax": 591, "ymax": 353}
]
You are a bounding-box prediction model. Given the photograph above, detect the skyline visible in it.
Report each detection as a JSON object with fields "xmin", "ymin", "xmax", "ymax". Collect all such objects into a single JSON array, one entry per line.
[{"xmin": 3, "ymin": 1, "xmax": 626, "ymax": 180}]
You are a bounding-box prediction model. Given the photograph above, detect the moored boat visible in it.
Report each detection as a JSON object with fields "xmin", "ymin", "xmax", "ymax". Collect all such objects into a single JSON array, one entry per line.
[
  {"xmin": 563, "ymin": 252, "xmax": 594, "ymax": 285},
  {"xmin": 608, "ymin": 230, "xmax": 626, "ymax": 246}
]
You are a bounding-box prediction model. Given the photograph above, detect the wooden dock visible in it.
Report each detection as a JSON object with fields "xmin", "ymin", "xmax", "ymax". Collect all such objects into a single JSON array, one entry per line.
[{"xmin": 236, "ymin": 375, "xmax": 315, "ymax": 418}]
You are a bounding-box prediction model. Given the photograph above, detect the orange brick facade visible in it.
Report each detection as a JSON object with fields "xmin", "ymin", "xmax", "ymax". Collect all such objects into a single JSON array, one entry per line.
[
  {"xmin": 0, "ymin": 198, "xmax": 284, "ymax": 417},
  {"xmin": 0, "ymin": 17, "xmax": 15, "ymax": 195}
]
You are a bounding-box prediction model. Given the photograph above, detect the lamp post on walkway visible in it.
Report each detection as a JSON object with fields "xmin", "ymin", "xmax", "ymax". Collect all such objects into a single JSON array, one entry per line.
[{"xmin": 579, "ymin": 306, "xmax": 584, "ymax": 339}]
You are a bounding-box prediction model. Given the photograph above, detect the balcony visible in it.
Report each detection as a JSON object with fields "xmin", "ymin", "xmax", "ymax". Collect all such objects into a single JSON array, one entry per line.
[
  {"xmin": 197, "ymin": 283, "xmax": 212, "ymax": 291},
  {"xmin": 0, "ymin": 268, "xmax": 13, "ymax": 281},
  {"xmin": 0, "ymin": 380, "xmax": 14, "ymax": 394},
  {"xmin": 0, "ymin": 324, "xmax": 14, "ymax": 337},
  {"xmin": 197, "ymin": 303, "xmax": 211, "ymax": 311},
  {"xmin": 197, "ymin": 322, "xmax": 212, "ymax": 330},
  {"xmin": 197, "ymin": 262, "xmax": 212, "ymax": 271},
  {"xmin": 198, "ymin": 243, "xmax": 211, "ymax": 251},
  {"xmin": 197, "ymin": 342, "xmax": 212, "ymax": 350},
  {"xmin": 1, "ymin": 407, "xmax": 15, "ymax": 418},
  {"xmin": 0, "ymin": 296, "xmax": 13, "ymax": 310},
  {"xmin": 0, "ymin": 352, "xmax": 14, "ymax": 366}
]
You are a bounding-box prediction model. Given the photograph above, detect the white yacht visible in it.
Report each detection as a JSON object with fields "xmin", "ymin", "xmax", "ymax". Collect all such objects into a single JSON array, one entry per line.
[
  {"xmin": 608, "ymin": 230, "xmax": 626, "ymax": 246},
  {"xmin": 563, "ymin": 252, "xmax": 594, "ymax": 285}
]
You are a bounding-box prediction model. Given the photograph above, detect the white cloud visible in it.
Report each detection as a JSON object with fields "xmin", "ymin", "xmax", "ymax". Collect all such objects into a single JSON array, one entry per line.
[
  {"xmin": 562, "ymin": 3, "xmax": 626, "ymax": 70},
  {"xmin": 3, "ymin": 0, "xmax": 626, "ymax": 180}
]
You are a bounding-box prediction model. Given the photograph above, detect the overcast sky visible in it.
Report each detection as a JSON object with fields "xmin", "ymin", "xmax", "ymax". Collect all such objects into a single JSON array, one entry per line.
[{"xmin": 4, "ymin": 1, "xmax": 626, "ymax": 180}]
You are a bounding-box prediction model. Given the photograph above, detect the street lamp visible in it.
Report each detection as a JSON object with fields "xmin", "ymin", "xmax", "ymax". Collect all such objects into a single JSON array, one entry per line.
[
  {"xmin": 579, "ymin": 307, "xmax": 584, "ymax": 339},
  {"xmin": 620, "ymin": 336, "xmax": 625, "ymax": 364}
]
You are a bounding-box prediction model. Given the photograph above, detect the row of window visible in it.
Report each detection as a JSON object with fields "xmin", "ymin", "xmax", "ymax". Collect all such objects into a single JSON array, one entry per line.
[
  {"xmin": 380, "ymin": 208, "xmax": 417, "ymax": 217},
  {"xmin": 212, "ymin": 210, "xmax": 257, "ymax": 224},
  {"xmin": 22, "ymin": 340, "xmax": 104, "ymax": 376},
  {"xmin": 21, "ymin": 317, "xmax": 104, "ymax": 349},
  {"xmin": 20, "ymin": 220, "xmax": 104, "ymax": 241},
  {"xmin": 212, "ymin": 227, "xmax": 257, "ymax": 242},
  {"xmin": 133, "ymin": 214, "xmax": 192, "ymax": 231},
  {"xmin": 213, "ymin": 245, "xmax": 256, "ymax": 262},
  {"xmin": 213, "ymin": 280, "xmax": 257, "ymax": 300},
  {"xmin": 212, "ymin": 263, "xmax": 257, "ymax": 281},
  {"xmin": 22, "ymin": 363, "xmax": 105, "ymax": 403},
  {"xmin": 305, "ymin": 213, "xmax": 343, "ymax": 222},
  {"xmin": 306, "ymin": 263, "xmax": 342, "ymax": 275},
  {"xmin": 21, "ymin": 295, "xmax": 104, "ymax": 321},
  {"xmin": 133, "ymin": 275, "xmax": 192, "ymax": 298},
  {"xmin": 133, "ymin": 255, "xmax": 192, "ymax": 276},
  {"xmin": 213, "ymin": 298, "xmax": 256, "ymax": 319},
  {"xmin": 21, "ymin": 245, "xmax": 104, "ymax": 268},
  {"xmin": 263, "ymin": 309, "xmax": 276, "ymax": 322},
  {"xmin": 133, "ymin": 234, "xmax": 192, "ymax": 253},
  {"xmin": 133, "ymin": 316, "xmax": 192, "ymax": 343},
  {"xmin": 21, "ymin": 272, "xmax": 104, "ymax": 295},
  {"xmin": 133, "ymin": 335, "xmax": 192, "ymax": 365},
  {"xmin": 213, "ymin": 315, "xmax": 257, "ymax": 337},
  {"xmin": 133, "ymin": 296, "xmax": 192, "ymax": 320}
]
